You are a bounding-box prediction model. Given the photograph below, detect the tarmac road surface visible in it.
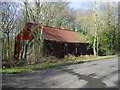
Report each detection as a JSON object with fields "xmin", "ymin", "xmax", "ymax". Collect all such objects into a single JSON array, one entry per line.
[{"xmin": 2, "ymin": 57, "xmax": 119, "ymax": 88}]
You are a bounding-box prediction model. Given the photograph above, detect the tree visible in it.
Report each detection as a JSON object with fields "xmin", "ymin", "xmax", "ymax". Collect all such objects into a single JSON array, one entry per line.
[
  {"xmin": 1, "ymin": 2, "xmax": 17, "ymax": 60},
  {"xmin": 15, "ymin": 1, "xmax": 76, "ymax": 60},
  {"xmin": 98, "ymin": 2, "xmax": 118, "ymax": 55},
  {"xmin": 74, "ymin": 1, "xmax": 118, "ymax": 56}
]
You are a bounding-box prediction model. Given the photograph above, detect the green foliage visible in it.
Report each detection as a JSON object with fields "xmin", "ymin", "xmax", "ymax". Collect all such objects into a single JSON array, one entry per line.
[
  {"xmin": 75, "ymin": 2, "xmax": 118, "ymax": 56},
  {"xmin": 99, "ymin": 29, "xmax": 117, "ymax": 56},
  {"xmin": 33, "ymin": 30, "xmax": 41, "ymax": 48},
  {"xmin": 85, "ymin": 35, "xmax": 94, "ymax": 47}
]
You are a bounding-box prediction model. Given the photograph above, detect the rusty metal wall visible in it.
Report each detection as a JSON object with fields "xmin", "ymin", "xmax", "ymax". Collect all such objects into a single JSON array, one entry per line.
[
  {"xmin": 43, "ymin": 40, "xmax": 87, "ymax": 58},
  {"xmin": 77, "ymin": 43, "xmax": 87, "ymax": 55},
  {"xmin": 67, "ymin": 43, "xmax": 76, "ymax": 55},
  {"xmin": 52, "ymin": 41, "xmax": 64, "ymax": 58}
]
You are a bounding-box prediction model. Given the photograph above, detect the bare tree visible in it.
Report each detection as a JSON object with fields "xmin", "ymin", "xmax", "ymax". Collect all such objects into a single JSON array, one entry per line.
[{"xmin": 1, "ymin": 2, "xmax": 17, "ymax": 60}]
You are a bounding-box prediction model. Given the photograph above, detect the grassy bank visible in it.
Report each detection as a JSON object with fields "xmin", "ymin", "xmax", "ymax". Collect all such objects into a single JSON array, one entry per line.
[{"xmin": 1, "ymin": 55, "xmax": 118, "ymax": 74}]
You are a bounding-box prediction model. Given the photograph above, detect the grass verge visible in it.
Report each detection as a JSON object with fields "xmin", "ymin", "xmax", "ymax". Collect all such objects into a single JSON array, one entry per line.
[{"xmin": 0, "ymin": 55, "xmax": 118, "ymax": 74}]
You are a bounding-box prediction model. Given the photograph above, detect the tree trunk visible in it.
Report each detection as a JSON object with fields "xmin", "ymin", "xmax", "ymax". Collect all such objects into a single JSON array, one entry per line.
[
  {"xmin": 93, "ymin": 32, "xmax": 97, "ymax": 56},
  {"xmin": 7, "ymin": 33, "xmax": 10, "ymax": 59},
  {"xmin": 20, "ymin": 40, "xmax": 25, "ymax": 60},
  {"xmin": 24, "ymin": 42, "xmax": 28, "ymax": 60},
  {"xmin": 40, "ymin": 26, "xmax": 43, "ymax": 57},
  {"xmin": 96, "ymin": 34, "xmax": 99, "ymax": 56}
]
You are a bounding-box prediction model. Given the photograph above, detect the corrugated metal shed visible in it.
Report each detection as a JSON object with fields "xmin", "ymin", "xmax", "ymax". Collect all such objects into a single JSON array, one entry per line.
[{"xmin": 43, "ymin": 26, "xmax": 86, "ymax": 43}]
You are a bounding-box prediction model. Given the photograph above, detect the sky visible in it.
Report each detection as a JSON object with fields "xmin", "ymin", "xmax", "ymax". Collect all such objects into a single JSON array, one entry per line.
[
  {"xmin": 2, "ymin": 0, "xmax": 119, "ymax": 2},
  {"xmin": 69, "ymin": 2, "xmax": 89, "ymax": 10},
  {"xmin": 2, "ymin": 0, "xmax": 119, "ymax": 10},
  {"xmin": 68, "ymin": 0, "xmax": 119, "ymax": 10}
]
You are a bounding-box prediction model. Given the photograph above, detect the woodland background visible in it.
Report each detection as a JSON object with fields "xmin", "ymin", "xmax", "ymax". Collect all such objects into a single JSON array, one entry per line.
[{"xmin": 0, "ymin": 1, "xmax": 119, "ymax": 61}]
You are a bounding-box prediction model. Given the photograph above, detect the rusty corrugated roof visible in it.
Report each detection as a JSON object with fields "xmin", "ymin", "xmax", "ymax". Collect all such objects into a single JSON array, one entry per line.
[{"xmin": 43, "ymin": 26, "xmax": 86, "ymax": 43}]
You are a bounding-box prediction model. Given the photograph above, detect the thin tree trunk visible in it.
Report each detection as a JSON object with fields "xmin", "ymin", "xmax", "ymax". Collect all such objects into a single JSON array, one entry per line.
[
  {"xmin": 7, "ymin": 33, "xmax": 10, "ymax": 59},
  {"xmin": 40, "ymin": 26, "xmax": 43, "ymax": 57},
  {"xmin": 24, "ymin": 40, "xmax": 32, "ymax": 60},
  {"xmin": 20, "ymin": 40, "xmax": 25, "ymax": 60},
  {"xmin": 2, "ymin": 39, "xmax": 4, "ymax": 60},
  {"xmin": 24, "ymin": 42, "xmax": 28, "ymax": 60},
  {"xmin": 97, "ymin": 34, "xmax": 99, "ymax": 56},
  {"xmin": 93, "ymin": 32, "xmax": 97, "ymax": 56}
]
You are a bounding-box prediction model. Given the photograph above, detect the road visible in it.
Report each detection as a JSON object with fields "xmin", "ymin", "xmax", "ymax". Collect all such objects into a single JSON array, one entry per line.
[{"xmin": 2, "ymin": 57, "xmax": 119, "ymax": 88}]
